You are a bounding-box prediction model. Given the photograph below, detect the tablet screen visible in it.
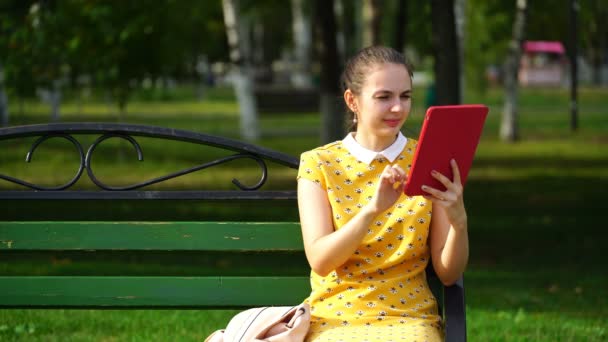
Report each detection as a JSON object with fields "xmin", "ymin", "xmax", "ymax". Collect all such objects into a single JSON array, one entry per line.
[{"xmin": 403, "ymin": 105, "xmax": 488, "ymax": 197}]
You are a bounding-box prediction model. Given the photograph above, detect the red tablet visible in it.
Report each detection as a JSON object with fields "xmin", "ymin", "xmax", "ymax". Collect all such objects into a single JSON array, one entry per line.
[{"xmin": 403, "ymin": 105, "xmax": 488, "ymax": 196}]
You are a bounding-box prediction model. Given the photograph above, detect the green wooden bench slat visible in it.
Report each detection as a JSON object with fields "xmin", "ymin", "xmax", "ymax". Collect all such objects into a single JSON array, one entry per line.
[
  {"xmin": 0, "ymin": 222, "xmax": 303, "ymax": 251},
  {"xmin": 0, "ymin": 276, "xmax": 310, "ymax": 307}
]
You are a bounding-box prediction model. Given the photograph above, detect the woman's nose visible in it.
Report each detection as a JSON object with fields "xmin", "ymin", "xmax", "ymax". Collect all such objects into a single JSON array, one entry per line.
[{"xmin": 391, "ymin": 99, "xmax": 402, "ymax": 112}]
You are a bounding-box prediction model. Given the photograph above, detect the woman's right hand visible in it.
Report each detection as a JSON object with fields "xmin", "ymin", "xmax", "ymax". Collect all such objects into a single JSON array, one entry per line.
[{"xmin": 367, "ymin": 164, "xmax": 406, "ymax": 215}]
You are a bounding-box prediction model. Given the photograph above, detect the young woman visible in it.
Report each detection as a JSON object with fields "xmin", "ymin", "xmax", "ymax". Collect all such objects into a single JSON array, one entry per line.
[{"xmin": 297, "ymin": 46, "xmax": 469, "ymax": 342}]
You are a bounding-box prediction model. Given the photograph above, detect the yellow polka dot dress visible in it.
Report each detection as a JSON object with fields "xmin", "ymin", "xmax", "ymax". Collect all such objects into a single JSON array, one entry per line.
[{"xmin": 297, "ymin": 133, "xmax": 443, "ymax": 342}]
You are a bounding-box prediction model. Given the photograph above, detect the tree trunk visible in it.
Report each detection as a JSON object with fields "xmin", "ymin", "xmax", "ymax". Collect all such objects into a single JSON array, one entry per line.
[
  {"xmin": 590, "ymin": 48, "xmax": 602, "ymax": 86},
  {"xmin": 334, "ymin": 0, "xmax": 346, "ymax": 61},
  {"xmin": 362, "ymin": 0, "xmax": 383, "ymax": 47},
  {"xmin": 339, "ymin": 0, "xmax": 358, "ymax": 58},
  {"xmin": 0, "ymin": 64, "xmax": 8, "ymax": 126},
  {"xmin": 0, "ymin": 90, "xmax": 8, "ymax": 127},
  {"xmin": 500, "ymin": 0, "xmax": 528, "ymax": 142},
  {"xmin": 586, "ymin": 3, "xmax": 601, "ymax": 86},
  {"xmin": 222, "ymin": 0, "xmax": 259, "ymax": 141},
  {"xmin": 431, "ymin": 0, "xmax": 461, "ymax": 105},
  {"xmin": 569, "ymin": 0, "xmax": 579, "ymax": 131},
  {"xmin": 104, "ymin": 91, "xmax": 113, "ymax": 118},
  {"xmin": 196, "ymin": 55, "xmax": 210, "ymax": 100},
  {"xmin": 50, "ymin": 80, "xmax": 61, "ymax": 122},
  {"xmin": 588, "ymin": 0, "xmax": 607, "ymax": 86},
  {"xmin": 291, "ymin": 0, "xmax": 313, "ymax": 88},
  {"xmin": 351, "ymin": 0, "xmax": 363, "ymax": 54},
  {"xmin": 393, "ymin": 0, "xmax": 407, "ymax": 52},
  {"xmin": 314, "ymin": 0, "xmax": 344, "ymax": 143},
  {"xmin": 454, "ymin": 0, "xmax": 466, "ymax": 103},
  {"xmin": 252, "ymin": 21, "xmax": 264, "ymax": 67}
]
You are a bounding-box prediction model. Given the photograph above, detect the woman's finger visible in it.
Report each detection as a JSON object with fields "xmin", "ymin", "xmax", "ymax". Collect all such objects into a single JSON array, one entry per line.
[
  {"xmin": 421, "ymin": 184, "xmax": 447, "ymax": 201},
  {"xmin": 431, "ymin": 169, "xmax": 453, "ymax": 188},
  {"xmin": 393, "ymin": 179, "xmax": 405, "ymax": 192},
  {"xmin": 392, "ymin": 165, "xmax": 407, "ymax": 180},
  {"xmin": 381, "ymin": 165, "xmax": 394, "ymax": 183},
  {"xmin": 451, "ymin": 159, "xmax": 462, "ymax": 185},
  {"xmin": 381, "ymin": 165, "xmax": 391, "ymax": 178}
]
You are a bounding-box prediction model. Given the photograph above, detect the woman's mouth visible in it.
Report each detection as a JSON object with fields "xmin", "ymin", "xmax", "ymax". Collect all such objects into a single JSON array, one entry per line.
[{"xmin": 384, "ymin": 119, "xmax": 401, "ymax": 127}]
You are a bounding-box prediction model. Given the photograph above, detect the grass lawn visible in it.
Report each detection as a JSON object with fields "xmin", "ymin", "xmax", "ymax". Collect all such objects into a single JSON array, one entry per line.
[{"xmin": 1, "ymin": 85, "xmax": 607, "ymax": 341}]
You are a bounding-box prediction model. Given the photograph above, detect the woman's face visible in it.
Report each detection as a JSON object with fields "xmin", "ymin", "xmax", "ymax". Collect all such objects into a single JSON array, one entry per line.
[{"xmin": 353, "ymin": 63, "xmax": 412, "ymax": 139}]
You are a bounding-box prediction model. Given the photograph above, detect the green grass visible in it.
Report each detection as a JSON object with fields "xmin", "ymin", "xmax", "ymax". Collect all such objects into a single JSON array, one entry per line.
[
  {"xmin": 0, "ymin": 309, "xmax": 240, "ymax": 342},
  {"xmin": 1, "ymin": 85, "xmax": 608, "ymax": 341}
]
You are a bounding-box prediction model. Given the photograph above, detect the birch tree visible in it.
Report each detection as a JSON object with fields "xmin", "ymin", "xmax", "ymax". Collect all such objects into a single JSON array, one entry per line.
[
  {"xmin": 291, "ymin": 0, "xmax": 313, "ymax": 88},
  {"xmin": 222, "ymin": 0, "xmax": 259, "ymax": 141},
  {"xmin": 500, "ymin": 0, "xmax": 528, "ymax": 142},
  {"xmin": 334, "ymin": 0, "xmax": 346, "ymax": 61},
  {"xmin": 454, "ymin": 0, "xmax": 466, "ymax": 103},
  {"xmin": 362, "ymin": 0, "xmax": 383, "ymax": 47},
  {"xmin": 582, "ymin": 0, "xmax": 607, "ymax": 86}
]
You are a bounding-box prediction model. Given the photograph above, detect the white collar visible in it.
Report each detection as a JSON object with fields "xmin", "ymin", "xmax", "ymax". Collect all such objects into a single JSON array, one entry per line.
[{"xmin": 342, "ymin": 132, "xmax": 407, "ymax": 164}]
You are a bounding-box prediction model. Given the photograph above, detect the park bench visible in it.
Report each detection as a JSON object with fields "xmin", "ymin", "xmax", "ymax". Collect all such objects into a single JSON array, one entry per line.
[{"xmin": 0, "ymin": 123, "xmax": 466, "ymax": 341}]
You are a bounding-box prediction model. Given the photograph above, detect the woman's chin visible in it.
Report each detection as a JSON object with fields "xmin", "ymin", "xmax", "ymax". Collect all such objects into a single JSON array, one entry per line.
[{"xmin": 378, "ymin": 126, "xmax": 402, "ymax": 136}]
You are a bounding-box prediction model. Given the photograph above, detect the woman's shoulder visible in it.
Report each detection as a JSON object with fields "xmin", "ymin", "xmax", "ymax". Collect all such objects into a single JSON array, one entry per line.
[
  {"xmin": 300, "ymin": 140, "xmax": 345, "ymax": 160},
  {"xmin": 404, "ymin": 134, "xmax": 418, "ymax": 145},
  {"xmin": 405, "ymin": 136, "xmax": 418, "ymax": 151}
]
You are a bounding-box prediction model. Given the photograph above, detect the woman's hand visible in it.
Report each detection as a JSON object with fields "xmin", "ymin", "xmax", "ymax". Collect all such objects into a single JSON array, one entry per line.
[
  {"xmin": 422, "ymin": 159, "xmax": 467, "ymax": 230},
  {"xmin": 368, "ymin": 164, "xmax": 407, "ymax": 215},
  {"xmin": 426, "ymin": 159, "xmax": 469, "ymax": 285}
]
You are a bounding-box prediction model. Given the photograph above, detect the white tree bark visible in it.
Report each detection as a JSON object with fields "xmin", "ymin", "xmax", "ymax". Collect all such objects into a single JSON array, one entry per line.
[
  {"xmin": 222, "ymin": 0, "xmax": 259, "ymax": 141},
  {"xmin": 454, "ymin": 0, "xmax": 466, "ymax": 103},
  {"xmin": 50, "ymin": 80, "xmax": 62, "ymax": 122},
  {"xmin": 500, "ymin": 0, "xmax": 527, "ymax": 142},
  {"xmin": 361, "ymin": 0, "xmax": 381, "ymax": 47},
  {"xmin": 195, "ymin": 55, "xmax": 209, "ymax": 100},
  {"xmin": 334, "ymin": 0, "xmax": 345, "ymax": 61},
  {"xmin": 362, "ymin": 0, "xmax": 373, "ymax": 47},
  {"xmin": 291, "ymin": 0, "xmax": 312, "ymax": 88}
]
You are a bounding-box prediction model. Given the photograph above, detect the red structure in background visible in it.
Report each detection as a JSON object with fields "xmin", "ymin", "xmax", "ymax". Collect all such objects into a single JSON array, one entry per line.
[{"xmin": 518, "ymin": 41, "xmax": 568, "ymax": 86}]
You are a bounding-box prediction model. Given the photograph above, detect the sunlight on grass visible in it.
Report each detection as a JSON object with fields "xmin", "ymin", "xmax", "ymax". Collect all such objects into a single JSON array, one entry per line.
[
  {"xmin": 469, "ymin": 308, "xmax": 606, "ymax": 341},
  {"xmin": 1, "ymin": 86, "xmax": 608, "ymax": 341},
  {"xmin": 0, "ymin": 309, "xmax": 239, "ymax": 342}
]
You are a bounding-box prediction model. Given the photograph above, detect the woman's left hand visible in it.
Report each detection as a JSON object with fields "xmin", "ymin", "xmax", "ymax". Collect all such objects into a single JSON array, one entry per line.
[{"xmin": 421, "ymin": 159, "xmax": 467, "ymax": 231}]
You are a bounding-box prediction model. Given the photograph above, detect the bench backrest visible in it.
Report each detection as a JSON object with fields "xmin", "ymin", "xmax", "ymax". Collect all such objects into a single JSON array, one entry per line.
[
  {"xmin": 0, "ymin": 123, "xmax": 465, "ymax": 340},
  {"xmin": 1, "ymin": 221, "xmax": 309, "ymax": 307}
]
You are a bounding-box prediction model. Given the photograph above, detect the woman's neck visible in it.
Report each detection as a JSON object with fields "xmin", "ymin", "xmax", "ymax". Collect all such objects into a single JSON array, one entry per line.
[{"xmin": 352, "ymin": 131, "xmax": 397, "ymax": 152}]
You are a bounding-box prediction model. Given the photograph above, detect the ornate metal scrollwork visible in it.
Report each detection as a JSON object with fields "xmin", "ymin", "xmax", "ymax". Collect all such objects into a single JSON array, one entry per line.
[
  {"xmin": 85, "ymin": 133, "xmax": 267, "ymax": 191},
  {"xmin": 0, "ymin": 134, "xmax": 85, "ymax": 190},
  {"xmin": 0, "ymin": 123, "xmax": 295, "ymax": 193}
]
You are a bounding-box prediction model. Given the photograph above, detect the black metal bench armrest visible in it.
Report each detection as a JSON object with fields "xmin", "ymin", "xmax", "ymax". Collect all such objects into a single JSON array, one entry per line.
[{"xmin": 444, "ymin": 275, "xmax": 467, "ymax": 342}]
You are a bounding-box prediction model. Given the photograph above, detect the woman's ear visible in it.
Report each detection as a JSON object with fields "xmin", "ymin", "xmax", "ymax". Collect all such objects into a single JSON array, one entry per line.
[{"xmin": 344, "ymin": 89, "xmax": 357, "ymax": 113}]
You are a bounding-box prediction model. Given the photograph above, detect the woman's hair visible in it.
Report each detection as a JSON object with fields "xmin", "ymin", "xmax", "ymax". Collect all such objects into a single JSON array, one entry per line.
[{"xmin": 341, "ymin": 46, "xmax": 414, "ymax": 132}]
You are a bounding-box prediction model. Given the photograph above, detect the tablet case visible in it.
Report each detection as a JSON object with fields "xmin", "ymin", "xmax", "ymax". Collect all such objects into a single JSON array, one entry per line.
[{"xmin": 403, "ymin": 105, "xmax": 488, "ymax": 196}]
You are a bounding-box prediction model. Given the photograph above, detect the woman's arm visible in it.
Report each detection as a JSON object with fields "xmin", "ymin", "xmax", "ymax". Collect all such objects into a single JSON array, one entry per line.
[
  {"xmin": 298, "ymin": 165, "xmax": 407, "ymax": 277},
  {"xmin": 423, "ymin": 159, "xmax": 469, "ymax": 286}
]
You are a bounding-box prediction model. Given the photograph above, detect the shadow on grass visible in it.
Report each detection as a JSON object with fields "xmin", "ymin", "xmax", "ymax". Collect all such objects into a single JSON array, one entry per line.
[{"xmin": 461, "ymin": 174, "xmax": 608, "ymax": 330}]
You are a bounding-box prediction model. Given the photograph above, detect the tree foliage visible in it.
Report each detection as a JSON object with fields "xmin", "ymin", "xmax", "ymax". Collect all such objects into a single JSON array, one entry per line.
[
  {"xmin": 0, "ymin": 0, "xmax": 604, "ymax": 110},
  {"xmin": 0, "ymin": 0, "xmax": 226, "ymax": 108}
]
